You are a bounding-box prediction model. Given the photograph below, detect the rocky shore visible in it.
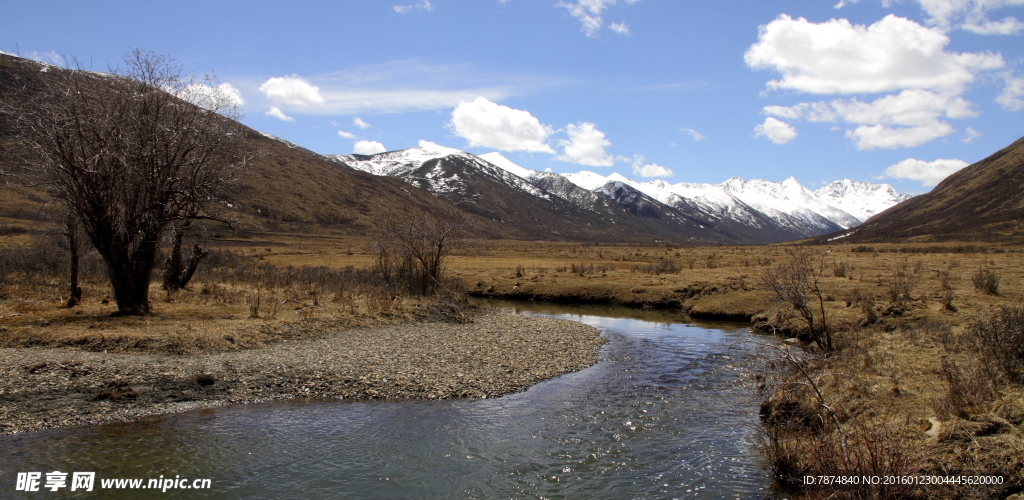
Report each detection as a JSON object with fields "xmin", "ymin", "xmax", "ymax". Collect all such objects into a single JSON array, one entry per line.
[{"xmin": 0, "ymin": 311, "xmax": 604, "ymax": 434}]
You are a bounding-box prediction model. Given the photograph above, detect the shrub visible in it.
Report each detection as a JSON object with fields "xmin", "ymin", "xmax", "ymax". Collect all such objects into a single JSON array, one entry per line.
[
  {"xmin": 633, "ymin": 260, "xmax": 681, "ymax": 275},
  {"xmin": 971, "ymin": 268, "xmax": 1000, "ymax": 295},
  {"xmin": 965, "ymin": 304, "xmax": 1024, "ymax": 383},
  {"xmin": 886, "ymin": 261, "xmax": 914, "ymax": 303},
  {"xmin": 761, "ymin": 249, "xmax": 833, "ymax": 351}
]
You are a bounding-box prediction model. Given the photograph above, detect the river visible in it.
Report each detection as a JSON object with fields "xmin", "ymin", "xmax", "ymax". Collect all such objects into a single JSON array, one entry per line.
[{"xmin": 1, "ymin": 299, "xmax": 774, "ymax": 499}]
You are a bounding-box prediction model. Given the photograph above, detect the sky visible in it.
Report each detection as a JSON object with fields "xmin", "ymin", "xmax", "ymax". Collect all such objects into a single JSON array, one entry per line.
[{"xmin": 3, "ymin": 0, "xmax": 1023, "ymax": 194}]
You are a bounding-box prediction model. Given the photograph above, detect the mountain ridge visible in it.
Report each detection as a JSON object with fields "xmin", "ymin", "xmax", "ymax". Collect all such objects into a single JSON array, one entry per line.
[{"xmin": 331, "ymin": 145, "xmax": 912, "ymax": 244}]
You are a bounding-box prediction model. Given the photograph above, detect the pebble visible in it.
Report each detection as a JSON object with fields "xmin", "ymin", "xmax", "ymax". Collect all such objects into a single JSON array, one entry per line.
[{"xmin": 0, "ymin": 311, "xmax": 604, "ymax": 434}]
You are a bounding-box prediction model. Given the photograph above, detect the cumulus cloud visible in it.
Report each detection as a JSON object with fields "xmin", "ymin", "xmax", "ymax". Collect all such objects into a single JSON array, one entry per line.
[
  {"xmin": 754, "ymin": 117, "xmax": 798, "ymax": 144},
  {"xmin": 353, "ymin": 117, "xmax": 372, "ymax": 129},
  {"xmin": 557, "ymin": 122, "xmax": 615, "ymax": 166},
  {"xmin": 337, "ymin": 130, "xmax": 357, "ymax": 139},
  {"xmin": 259, "ymin": 76, "xmax": 325, "ymax": 107},
  {"xmin": 997, "ymin": 72, "xmax": 1024, "ymax": 111},
  {"xmin": 745, "ymin": 14, "xmax": 1003, "ymax": 95},
  {"xmin": 835, "ymin": 0, "xmax": 1024, "ymax": 34},
  {"xmin": 630, "ymin": 155, "xmax": 673, "ymax": 177},
  {"xmin": 747, "ymin": 14, "xmax": 1005, "ymax": 149},
  {"xmin": 845, "ymin": 121, "xmax": 954, "ymax": 149},
  {"xmin": 883, "ymin": 157, "xmax": 969, "ymax": 186},
  {"xmin": 609, "ymin": 22, "xmax": 631, "ymax": 35},
  {"xmin": 962, "ymin": 127, "xmax": 982, "ymax": 143},
  {"xmin": 353, "ymin": 140, "xmax": 387, "ymax": 155},
  {"xmin": 449, "ymin": 97, "xmax": 556, "ymax": 153},
  {"xmin": 265, "ymin": 107, "xmax": 294, "ymax": 122},
  {"xmin": 393, "ymin": 1, "xmax": 433, "ymax": 14},
  {"xmin": 763, "ymin": 89, "xmax": 974, "ymax": 149},
  {"xmin": 680, "ymin": 128, "xmax": 708, "ymax": 141}
]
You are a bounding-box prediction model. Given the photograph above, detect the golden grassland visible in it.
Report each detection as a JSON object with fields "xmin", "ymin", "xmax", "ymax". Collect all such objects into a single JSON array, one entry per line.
[{"xmin": 3, "ymin": 230, "xmax": 1024, "ymax": 498}]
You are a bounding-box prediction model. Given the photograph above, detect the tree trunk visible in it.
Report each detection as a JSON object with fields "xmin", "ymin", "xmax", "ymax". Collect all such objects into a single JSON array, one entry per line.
[
  {"xmin": 163, "ymin": 225, "xmax": 208, "ymax": 291},
  {"xmin": 100, "ymin": 239, "xmax": 158, "ymax": 316},
  {"xmin": 64, "ymin": 216, "xmax": 82, "ymax": 308}
]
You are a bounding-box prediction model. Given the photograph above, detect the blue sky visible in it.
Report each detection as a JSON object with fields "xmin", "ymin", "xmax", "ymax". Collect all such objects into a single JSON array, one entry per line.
[{"xmin": 3, "ymin": 0, "xmax": 1023, "ymax": 193}]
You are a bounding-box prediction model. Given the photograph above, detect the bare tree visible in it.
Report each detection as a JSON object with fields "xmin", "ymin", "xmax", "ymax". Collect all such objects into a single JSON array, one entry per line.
[
  {"xmin": 372, "ymin": 203, "xmax": 473, "ymax": 296},
  {"xmin": 2, "ymin": 50, "xmax": 253, "ymax": 314},
  {"xmin": 761, "ymin": 249, "xmax": 833, "ymax": 351}
]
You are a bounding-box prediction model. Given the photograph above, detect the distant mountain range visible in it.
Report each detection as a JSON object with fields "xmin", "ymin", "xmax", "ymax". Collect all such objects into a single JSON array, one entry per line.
[{"xmin": 326, "ymin": 140, "xmax": 911, "ymax": 244}]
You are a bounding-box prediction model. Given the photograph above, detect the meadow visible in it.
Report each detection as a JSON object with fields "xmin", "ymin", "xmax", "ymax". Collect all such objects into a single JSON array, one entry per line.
[{"xmin": 2, "ymin": 227, "xmax": 1023, "ymax": 498}]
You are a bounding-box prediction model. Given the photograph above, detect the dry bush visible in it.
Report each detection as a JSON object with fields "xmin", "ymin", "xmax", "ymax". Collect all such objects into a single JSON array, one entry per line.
[
  {"xmin": 761, "ymin": 249, "xmax": 833, "ymax": 351},
  {"xmin": 886, "ymin": 260, "xmax": 915, "ymax": 303},
  {"xmin": 965, "ymin": 303, "xmax": 1024, "ymax": 384},
  {"xmin": 936, "ymin": 358, "xmax": 997, "ymax": 419},
  {"xmin": 833, "ymin": 260, "xmax": 849, "ymax": 278},
  {"xmin": 571, "ymin": 261, "xmax": 595, "ymax": 276},
  {"xmin": 971, "ymin": 268, "xmax": 1000, "ymax": 295},
  {"xmin": 632, "ymin": 260, "xmax": 681, "ymax": 275}
]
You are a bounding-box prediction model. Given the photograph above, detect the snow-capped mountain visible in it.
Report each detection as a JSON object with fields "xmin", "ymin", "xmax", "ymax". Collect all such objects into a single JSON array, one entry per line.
[
  {"xmin": 332, "ymin": 141, "xmax": 549, "ymax": 201},
  {"xmin": 558, "ymin": 170, "xmax": 906, "ymax": 233},
  {"xmin": 326, "ymin": 145, "xmax": 910, "ymax": 244},
  {"xmin": 813, "ymin": 179, "xmax": 913, "ymax": 222}
]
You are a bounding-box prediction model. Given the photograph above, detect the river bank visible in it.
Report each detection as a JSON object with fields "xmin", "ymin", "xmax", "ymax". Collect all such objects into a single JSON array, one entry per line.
[{"xmin": 0, "ymin": 311, "xmax": 604, "ymax": 434}]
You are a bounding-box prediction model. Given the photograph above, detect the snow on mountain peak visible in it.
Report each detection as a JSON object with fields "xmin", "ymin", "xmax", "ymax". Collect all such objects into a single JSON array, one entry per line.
[
  {"xmin": 562, "ymin": 171, "xmax": 612, "ymax": 191},
  {"xmin": 478, "ymin": 152, "xmax": 537, "ymax": 180},
  {"xmin": 417, "ymin": 140, "xmax": 461, "ymax": 156}
]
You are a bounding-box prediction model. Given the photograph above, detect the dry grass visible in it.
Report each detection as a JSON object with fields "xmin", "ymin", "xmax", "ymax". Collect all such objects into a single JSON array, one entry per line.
[{"xmin": 3, "ymin": 231, "xmax": 1024, "ymax": 497}]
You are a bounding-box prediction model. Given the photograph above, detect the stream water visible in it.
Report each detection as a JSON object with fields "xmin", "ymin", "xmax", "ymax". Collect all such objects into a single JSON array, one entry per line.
[{"xmin": 1, "ymin": 299, "xmax": 774, "ymax": 499}]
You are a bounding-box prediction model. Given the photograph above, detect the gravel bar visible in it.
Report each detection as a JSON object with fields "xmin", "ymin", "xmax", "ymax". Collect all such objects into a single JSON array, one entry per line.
[{"xmin": 0, "ymin": 311, "xmax": 604, "ymax": 434}]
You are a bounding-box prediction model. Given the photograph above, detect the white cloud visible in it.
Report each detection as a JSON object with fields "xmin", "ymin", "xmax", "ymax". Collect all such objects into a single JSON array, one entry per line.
[
  {"xmin": 630, "ymin": 155, "xmax": 673, "ymax": 177},
  {"xmin": 353, "ymin": 117, "xmax": 372, "ymax": 129},
  {"xmin": 265, "ymin": 107, "xmax": 294, "ymax": 122},
  {"xmin": 353, "ymin": 140, "xmax": 387, "ymax": 155},
  {"xmin": 558, "ymin": 0, "xmax": 641, "ymax": 37},
  {"xmin": 883, "ymin": 157, "xmax": 969, "ymax": 186},
  {"xmin": 747, "ymin": 14, "xmax": 1006, "ymax": 149},
  {"xmin": 449, "ymin": 97, "xmax": 556, "ymax": 153},
  {"xmin": 248, "ymin": 61, "xmax": 555, "ymax": 115},
  {"xmin": 835, "ymin": 0, "xmax": 1024, "ymax": 34},
  {"xmin": 763, "ymin": 89, "xmax": 974, "ymax": 149},
  {"xmin": 393, "ymin": 1, "xmax": 433, "ymax": 14},
  {"xmin": 754, "ymin": 117, "xmax": 798, "ymax": 144},
  {"xmin": 964, "ymin": 16, "xmax": 1024, "ymax": 34},
  {"xmin": 845, "ymin": 121, "xmax": 954, "ymax": 149},
  {"xmin": 997, "ymin": 72, "xmax": 1024, "ymax": 110},
  {"xmin": 558, "ymin": 0, "xmax": 612, "ymax": 37},
  {"xmin": 557, "ymin": 122, "xmax": 615, "ymax": 166},
  {"xmin": 745, "ymin": 14, "xmax": 1003, "ymax": 95},
  {"xmin": 259, "ymin": 76, "xmax": 325, "ymax": 107},
  {"xmin": 337, "ymin": 130, "xmax": 357, "ymax": 139},
  {"xmin": 680, "ymin": 128, "xmax": 708, "ymax": 141},
  {"xmin": 915, "ymin": 0, "xmax": 1024, "ymax": 33},
  {"xmin": 962, "ymin": 126, "xmax": 982, "ymax": 142}
]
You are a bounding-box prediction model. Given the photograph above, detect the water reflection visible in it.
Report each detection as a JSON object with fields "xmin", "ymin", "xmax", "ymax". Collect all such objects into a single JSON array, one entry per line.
[{"xmin": 1, "ymin": 300, "xmax": 771, "ymax": 499}]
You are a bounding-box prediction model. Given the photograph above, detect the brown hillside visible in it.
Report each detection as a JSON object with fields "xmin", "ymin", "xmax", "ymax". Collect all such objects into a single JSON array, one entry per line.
[{"xmin": 817, "ymin": 135, "xmax": 1024, "ymax": 244}]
